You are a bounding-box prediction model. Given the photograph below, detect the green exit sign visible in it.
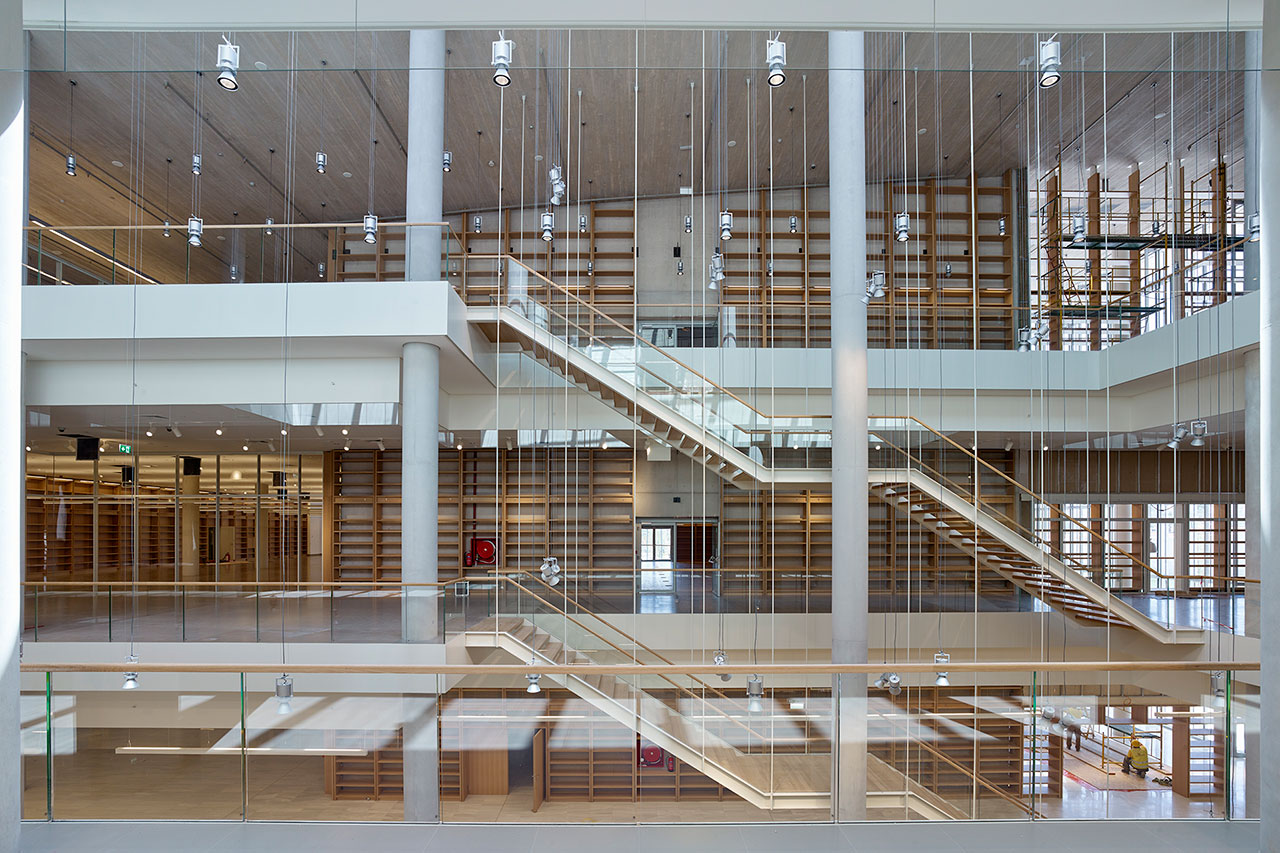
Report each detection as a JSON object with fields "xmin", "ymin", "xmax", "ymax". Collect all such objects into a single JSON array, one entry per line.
[{"xmin": 118, "ymin": 444, "xmax": 132, "ymax": 454}]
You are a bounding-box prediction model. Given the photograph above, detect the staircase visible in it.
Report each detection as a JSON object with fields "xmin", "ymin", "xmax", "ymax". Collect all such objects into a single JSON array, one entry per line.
[
  {"xmin": 460, "ymin": 614, "xmax": 967, "ymax": 818},
  {"xmin": 869, "ymin": 467, "xmax": 1201, "ymax": 644},
  {"xmin": 465, "ymin": 257, "xmax": 1201, "ymax": 644}
]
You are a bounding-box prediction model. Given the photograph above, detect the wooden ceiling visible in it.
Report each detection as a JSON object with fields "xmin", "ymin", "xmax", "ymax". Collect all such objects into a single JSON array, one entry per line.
[{"xmin": 26, "ymin": 28, "xmax": 1246, "ymax": 281}]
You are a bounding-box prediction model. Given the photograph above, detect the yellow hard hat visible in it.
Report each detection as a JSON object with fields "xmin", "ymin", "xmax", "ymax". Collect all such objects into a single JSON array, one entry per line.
[{"xmin": 1131, "ymin": 738, "xmax": 1141, "ymax": 747}]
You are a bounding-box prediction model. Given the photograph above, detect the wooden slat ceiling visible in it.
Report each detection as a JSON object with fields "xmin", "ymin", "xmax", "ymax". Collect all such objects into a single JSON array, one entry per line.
[{"xmin": 26, "ymin": 29, "xmax": 1245, "ymax": 282}]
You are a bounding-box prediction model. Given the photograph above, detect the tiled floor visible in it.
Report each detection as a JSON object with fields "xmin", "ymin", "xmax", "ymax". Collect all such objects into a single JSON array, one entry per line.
[{"xmin": 18, "ymin": 818, "xmax": 1260, "ymax": 852}]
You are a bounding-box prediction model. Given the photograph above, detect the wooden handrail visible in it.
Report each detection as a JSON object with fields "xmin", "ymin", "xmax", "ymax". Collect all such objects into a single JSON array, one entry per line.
[{"xmin": 21, "ymin": 660, "xmax": 1258, "ymax": 674}]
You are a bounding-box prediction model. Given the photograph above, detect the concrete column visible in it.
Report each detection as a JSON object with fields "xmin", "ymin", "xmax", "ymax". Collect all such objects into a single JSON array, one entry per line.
[
  {"xmin": 180, "ymin": 468, "xmax": 201, "ymax": 582},
  {"xmin": 1259, "ymin": 3, "xmax": 1280, "ymax": 847},
  {"xmin": 828, "ymin": 29, "xmax": 868, "ymax": 822},
  {"xmin": 402, "ymin": 695, "xmax": 440, "ymax": 822},
  {"xmin": 401, "ymin": 341, "xmax": 440, "ymax": 642},
  {"xmin": 1, "ymin": 0, "xmax": 22, "ymax": 844},
  {"xmin": 406, "ymin": 30, "xmax": 446, "ymax": 282}
]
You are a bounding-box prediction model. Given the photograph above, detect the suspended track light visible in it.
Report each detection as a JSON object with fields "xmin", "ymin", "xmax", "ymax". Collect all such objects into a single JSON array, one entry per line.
[
  {"xmin": 579, "ymin": 214, "xmax": 588, "ymax": 232},
  {"xmin": 65, "ymin": 153, "xmax": 77, "ymax": 177},
  {"xmin": 684, "ymin": 215, "xmax": 693, "ymax": 233},
  {"xmin": 1190, "ymin": 419, "xmax": 1208, "ymax": 447},
  {"xmin": 145, "ymin": 425, "xmax": 154, "ymax": 437},
  {"xmin": 894, "ymin": 211, "xmax": 910, "ymax": 242},
  {"xmin": 472, "ymin": 214, "xmax": 483, "ymax": 234},
  {"xmin": 540, "ymin": 210, "xmax": 554, "ymax": 242},
  {"xmin": 191, "ymin": 153, "xmax": 202, "ymax": 176},
  {"xmin": 789, "ymin": 215, "xmax": 798, "ymax": 233},
  {"xmin": 539, "ymin": 555, "xmax": 561, "ymax": 587},
  {"xmin": 317, "ymin": 262, "xmax": 326, "ymax": 279},
  {"xmin": 746, "ymin": 675, "xmax": 765, "ymax": 713},
  {"xmin": 586, "ymin": 260, "xmax": 593, "ymax": 276},
  {"xmin": 264, "ymin": 217, "xmax": 273, "ymax": 236},
  {"xmin": 363, "ymin": 213, "xmax": 378, "ymax": 245},
  {"xmin": 1038, "ymin": 38, "xmax": 1062, "ymax": 89},
  {"xmin": 216, "ymin": 39, "xmax": 240, "ymax": 91},
  {"xmin": 861, "ymin": 270, "xmax": 886, "ymax": 304},
  {"xmin": 765, "ymin": 37, "xmax": 787, "ymax": 87},
  {"xmin": 442, "ymin": 150, "xmax": 453, "ymax": 172},
  {"xmin": 229, "ymin": 264, "xmax": 238, "ymax": 281},
  {"xmin": 162, "ymin": 219, "xmax": 171, "ymax": 238},
  {"xmin": 886, "ymin": 672, "xmax": 902, "ymax": 696},
  {"xmin": 315, "ymin": 151, "xmax": 327, "ymax": 174},
  {"xmin": 549, "ymin": 165, "xmax": 566, "ymax": 205},
  {"xmin": 944, "ymin": 262, "xmax": 952, "ymax": 278},
  {"xmin": 122, "ymin": 654, "xmax": 139, "ymax": 690},
  {"xmin": 491, "ymin": 36, "xmax": 514, "ymax": 87},
  {"xmin": 719, "ymin": 209, "xmax": 733, "ymax": 241},
  {"xmin": 1167, "ymin": 423, "xmax": 1190, "ymax": 449},
  {"xmin": 713, "ymin": 650, "xmax": 731, "ymax": 683},
  {"xmin": 1071, "ymin": 214, "xmax": 1086, "ymax": 245},
  {"xmin": 999, "ymin": 217, "xmax": 1007, "ymax": 237},
  {"xmin": 873, "ymin": 673, "xmax": 888, "ymax": 690},
  {"xmin": 187, "ymin": 217, "xmax": 203, "ymax": 247},
  {"xmin": 677, "ymin": 260, "xmax": 684, "ymax": 275},
  {"xmin": 933, "ymin": 651, "xmax": 951, "ymax": 687},
  {"xmin": 708, "ymin": 250, "xmax": 725, "ymax": 290},
  {"xmin": 1249, "ymin": 213, "xmax": 1261, "ymax": 243},
  {"xmin": 275, "ymin": 674, "xmax": 294, "ymax": 715}
]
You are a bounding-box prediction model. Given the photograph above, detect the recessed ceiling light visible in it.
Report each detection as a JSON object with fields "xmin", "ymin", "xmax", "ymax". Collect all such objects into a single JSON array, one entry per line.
[
  {"xmin": 216, "ymin": 235, "xmax": 226, "ymax": 241},
  {"xmin": 534, "ymin": 154, "xmax": 543, "ymax": 162},
  {"xmin": 917, "ymin": 128, "xmax": 928, "ymax": 135},
  {"xmin": 342, "ymin": 171, "xmax": 352, "ymax": 178},
  {"xmin": 727, "ymin": 140, "xmax": 737, "ymax": 147},
  {"xmin": 254, "ymin": 60, "xmax": 268, "ymax": 71},
  {"xmin": 110, "ymin": 159, "xmax": 124, "ymax": 168}
]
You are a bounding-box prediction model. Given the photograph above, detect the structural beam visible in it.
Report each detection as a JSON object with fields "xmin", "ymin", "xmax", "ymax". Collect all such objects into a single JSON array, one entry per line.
[{"xmin": 829, "ymin": 28, "xmax": 868, "ymax": 822}]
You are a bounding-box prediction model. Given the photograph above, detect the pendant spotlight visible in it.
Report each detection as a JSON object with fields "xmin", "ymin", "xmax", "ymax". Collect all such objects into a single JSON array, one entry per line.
[
  {"xmin": 315, "ymin": 151, "xmax": 327, "ymax": 174},
  {"xmin": 191, "ymin": 153, "xmax": 202, "ymax": 176},
  {"xmin": 789, "ymin": 215, "xmax": 798, "ymax": 233},
  {"xmin": 578, "ymin": 214, "xmax": 588, "ymax": 232},
  {"xmin": 1190, "ymin": 419, "xmax": 1208, "ymax": 447},
  {"xmin": 539, "ymin": 555, "xmax": 562, "ymax": 587},
  {"xmin": 275, "ymin": 674, "xmax": 294, "ymax": 715},
  {"xmin": 894, "ymin": 211, "xmax": 910, "ymax": 242},
  {"xmin": 1038, "ymin": 37, "xmax": 1062, "ymax": 88},
  {"xmin": 708, "ymin": 250, "xmax": 726, "ymax": 290},
  {"xmin": 187, "ymin": 217, "xmax": 203, "ymax": 247},
  {"xmin": 719, "ymin": 209, "xmax": 733, "ymax": 241},
  {"xmin": 65, "ymin": 153, "xmax": 77, "ymax": 177},
  {"xmin": 684, "ymin": 215, "xmax": 693, "ymax": 234},
  {"xmin": 162, "ymin": 220, "xmax": 171, "ymax": 238},
  {"xmin": 677, "ymin": 260, "xmax": 684, "ymax": 276},
  {"xmin": 122, "ymin": 654, "xmax": 140, "ymax": 690},
  {"xmin": 1071, "ymin": 214, "xmax": 1087, "ymax": 245},
  {"xmin": 1249, "ymin": 213, "xmax": 1261, "ymax": 242},
  {"xmin": 540, "ymin": 210, "xmax": 555, "ymax": 242},
  {"xmin": 491, "ymin": 35, "xmax": 514, "ymax": 87},
  {"xmin": 873, "ymin": 672, "xmax": 902, "ymax": 695},
  {"xmin": 525, "ymin": 672, "xmax": 542, "ymax": 694},
  {"xmin": 765, "ymin": 36, "xmax": 787, "ymax": 87},
  {"xmin": 1017, "ymin": 327, "xmax": 1032, "ymax": 352},
  {"xmin": 713, "ymin": 650, "xmax": 731, "ymax": 683},
  {"xmin": 65, "ymin": 79, "xmax": 77, "ymax": 177},
  {"xmin": 549, "ymin": 165, "xmax": 566, "ymax": 205},
  {"xmin": 264, "ymin": 217, "xmax": 273, "ymax": 236},
  {"xmin": 998, "ymin": 217, "xmax": 1007, "ymax": 237},
  {"xmin": 746, "ymin": 675, "xmax": 765, "ymax": 713},
  {"xmin": 933, "ymin": 652, "xmax": 951, "ymax": 687},
  {"xmin": 363, "ymin": 213, "xmax": 378, "ymax": 245},
  {"xmin": 1167, "ymin": 423, "xmax": 1190, "ymax": 449},
  {"xmin": 861, "ymin": 270, "xmax": 886, "ymax": 304},
  {"xmin": 473, "ymin": 215, "xmax": 483, "ymax": 234},
  {"xmin": 442, "ymin": 150, "xmax": 453, "ymax": 173},
  {"xmin": 586, "ymin": 261, "xmax": 594, "ymax": 276},
  {"xmin": 216, "ymin": 38, "xmax": 241, "ymax": 91}
]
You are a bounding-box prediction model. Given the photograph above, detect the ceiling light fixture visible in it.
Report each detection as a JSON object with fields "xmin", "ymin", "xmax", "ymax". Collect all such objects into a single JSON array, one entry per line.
[
  {"xmin": 766, "ymin": 36, "xmax": 787, "ymax": 87},
  {"xmin": 315, "ymin": 151, "xmax": 327, "ymax": 174},
  {"xmin": 145, "ymin": 426, "xmax": 154, "ymax": 437},
  {"xmin": 491, "ymin": 35, "xmax": 513, "ymax": 87},
  {"xmin": 275, "ymin": 674, "xmax": 294, "ymax": 714},
  {"xmin": 264, "ymin": 217, "xmax": 274, "ymax": 236},
  {"xmin": 363, "ymin": 213, "xmax": 378, "ymax": 245},
  {"xmin": 1249, "ymin": 213, "xmax": 1261, "ymax": 243},
  {"xmin": 933, "ymin": 651, "xmax": 951, "ymax": 687},
  {"xmin": 187, "ymin": 217, "xmax": 203, "ymax": 247},
  {"xmin": 540, "ymin": 555, "xmax": 561, "ymax": 587},
  {"xmin": 242, "ymin": 443, "xmax": 250, "ymax": 451},
  {"xmin": 789, "ymin": 215, "xmax": 798, "ymax": 233},
  {"xmin": 719, "ymin": 209, "xmax": 733, "ymax": 241},
  {"xmin": 162, "ymin": 220, "xmax": 171, "ymax": 238},
  {"xmin": 708, "ymin": 250, "xmax": 725, "ymax": 290},
  {"xmin": 442, "ymin": 150, "xmax": 452, "ymax": 172},
  {"xmin": 861, "ymin": 270, "xmax": 886, "ymax": 304},
  {"xmin": 473, "ymin": 215, "xmax": 483, "ymax": 233},
  {"xmin": 684, "ymin": 215, "xmax": 692, "ymax": 233},
  {"xmin": 215, "ymin": 425, "xmax": 224, "ymax": 436},
  {"xmin": 376, "ymin": 439, "xmax": 386, "ymax": 452},
  {"xmin": 216, "ymin": 38, "xmax": 240, "ymax": 91},
  {"xmin": 999, "ymin": 217, "xmax": 1007, "ymax": 236},
  {"xmin": 586, "ymin": 261, "xmax": 593, "ymax": 276},
  {"xmin": 1167, "ymin": 423, "xmax": 1190, "ymax": 450},
  {"xmin": 314, "ymin": 426, "xmax": 325, "ymax": 437},
  {"xmin": 677, "ymin": 260, "xmax": 684, "ymax": 275},
  {"xmin": 65, "ymin": 79, "xmax": 77, "ymax": 176},
  {"xmin": 578, "ymin": 214, "xmax": 587, "ymax": 232},
  {"xmin": 548, "ymin": 165, "xmax": 566, "ymax": 205},
  {"xmin": 525, "ymin": 672, "xmax": 542, "ymax": 694},
  {"xmin": 1072, "ymin": 213, "xmax": 1086, "ymax": 245},
  {"xmin": 191, "ymin": 153, "xmax": 202, "ymax": 176},
  {"xmin": 280, "ymin": 427, "xmax": 288, "ymax": 436},
  {"xmin": 122, "ymin": 655, "xmax": 139, "ymax": 690},
  {"xmin": 1003, "ymin": 439, "xmax": 1014, "ymax": 452},
  {"xmin": 65, "ymin": 153, "xmax": 77, "ymax": 177},
  {"xmin": 713, "ymin": 650, "xmax": 731, "ymax": 683},
  {"xmin": 894, "ymin": 211, "xmax": 910, "ymax": 242},
  {"xmin": 341, "ymin": 428, "xmax": 349, "ymax": 436},
  {"xmin": 171, "ymin": 425, "xmax": 183, "ymax": 439},
  {"xmin": 746, "ymin": 675, "xmax": 765, "ymax": 713},
  {"xmin": 1190, "ymin": 419, "xmax": 1208, "ymax": 447},
  {"xmin": 1038, "ymin": 37, "xmax": 1062, "ymax": 89},
  {"xmin": 540, "ymin": 210, "xmax": 554, "ymax": 242}
]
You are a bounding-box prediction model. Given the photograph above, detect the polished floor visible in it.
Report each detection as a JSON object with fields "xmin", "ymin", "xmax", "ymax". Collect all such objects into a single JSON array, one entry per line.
[{"xmin": 18, "ymin": 818, "xmax": 1260, "ymax": 852}]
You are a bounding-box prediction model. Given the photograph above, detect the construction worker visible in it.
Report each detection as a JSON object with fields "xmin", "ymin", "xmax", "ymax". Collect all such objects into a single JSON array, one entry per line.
[{"xmin": 1121, "ymin": 737, "xmax": 1149, "ymax": 778}]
